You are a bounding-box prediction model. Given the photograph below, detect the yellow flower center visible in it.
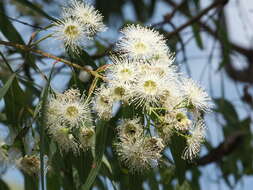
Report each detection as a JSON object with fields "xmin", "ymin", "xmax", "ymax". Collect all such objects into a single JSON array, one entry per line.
[
  {"xmin": 124, "ymin": 124, "xmax": 137, "ymax": 136},
  {"xmin": 120, "ymin": 68, "xmax": 132, "ymax": 79},
  {"xmin": 64, "ymin": 25, "xmax": 79, "ymax": 37},
  {"xmin": 134, "ymin": 42, "xmax": 147, "ymax": 54},
  {"xmin": 114, "ymin": 87, "xmax": 125, "ymax": 97},
  {"xmin": 66, "ymin": 106, "xmax": 79, "ymax": 117},
  {"xmin": 144, "ymin": 80, "xmax": 157, "ymax": 94},
  {"xmin": 99, "ymin": 96, "xmax": 109, "ymax": 106}
]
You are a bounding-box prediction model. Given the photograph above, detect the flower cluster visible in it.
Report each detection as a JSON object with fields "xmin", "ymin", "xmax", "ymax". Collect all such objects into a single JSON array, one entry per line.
[
  {"xmin": 92, "ymin": 24, "xmax": 212, "ymax": 172},
  {"xmin": 114, "ymin": 118, "xmax": 164, "ymax": 172},
  {"xmin": 46, "ymin": 89, "xmax": 94, "ymax": 153},
  {"xmin": 53, "ymin": 0, "xmax": 106, "ymax": 53}
]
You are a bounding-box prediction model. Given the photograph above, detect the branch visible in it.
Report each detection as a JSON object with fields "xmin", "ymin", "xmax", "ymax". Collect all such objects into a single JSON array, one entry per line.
[
  {"xmin": 0, "ymin": 40, "xmax": 106, "ymax": 80},
  {"xmin": 164, "ymin": 0, "xmax": 253, "ymax": 84},
  {"xmin": 196, "ymin": 131, "xmax": 246, "ymax": 166},
  {"xmin": 166, "ymin": 0, "xmax": 228, "ymax": 39}
]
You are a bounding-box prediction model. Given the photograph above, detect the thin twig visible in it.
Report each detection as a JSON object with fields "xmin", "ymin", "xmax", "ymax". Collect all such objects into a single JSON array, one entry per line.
[
  {"xmin": 166, "ymin": 0, "xmax": 228, "ymax": 39},
  {"xmin": 0, "ymin": 40, "xmax": 106, "ymax": 80}
]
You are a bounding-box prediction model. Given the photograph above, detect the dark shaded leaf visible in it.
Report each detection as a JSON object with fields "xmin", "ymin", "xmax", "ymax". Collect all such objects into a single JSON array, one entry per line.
[{"xmin": 0, "ymin": 74, "xmax": 15, "ymax": 100}]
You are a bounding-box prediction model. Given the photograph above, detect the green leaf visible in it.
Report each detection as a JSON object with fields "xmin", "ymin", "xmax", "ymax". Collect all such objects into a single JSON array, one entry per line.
[
  {"xmin": 0, "ymin": 74, "xmax": 15, "ymax": 100},
  {"xmin": 3, "ymin": 77, "xmax": 26, "ymax": 130},
  {"xmin": 170, "ymin": 134, "xmax": 187, "ymax": 184},
  {"xmin": 0, "ymin": 2, "xmax": 36, "ymax": 76},
  {"xmin": 192, "ymin": 23, "xmax": 203, "ymax": 49},
  {"xmin": 13, "ymin": 0, "xmax": 57, "ymax": 22},
  {"xmin": 39, "ymin": 66, "xmax": 55, "ymax": 190},
  {"xmin": 82, "ymin": 120, "xmax": 108, "ymax": 190},
  {"xmin": 0, "ymin": 2, "xmax": 25, "ymax": 44}
]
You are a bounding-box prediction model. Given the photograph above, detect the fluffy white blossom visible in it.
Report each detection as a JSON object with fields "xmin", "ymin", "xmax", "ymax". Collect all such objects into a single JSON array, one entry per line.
[
  {"xmin": 79, "ymin": 127, "xmax": 95, "ymax": 149},
  {"xmin": 93, "ymin": 85, "xmax": 114, "ymax": 119},
  {"xmin": 46, "ymin": 89, "xmax": 93, "ymax": 153},
  {"xmin": 182, "ymin": 120, "xmax": 205, "ymax": 160},
  {"xmin": 117, "ymin": 25, "xmax": 169, "ymax": 61},
  {"xmin": 47, "ymin": 89, "xmax": 91, "ymax": 128},
  {"xmin": 130, "ymin": 73, "xmax": 169, "ymax": 107},
  {"xmin": 182, "ymin": 78, "xmax": 212, "ymax": 112},
  {"xmin": 117, "ymin": 118, "xmax": 143, "ymax": 139},
  {"xmin": 108, "ymin": 56, "xmax": 138, "ymax": 82},
  {"xmin": 53, "ymin": 18, "xmax": 88, "ymax": 53},
  {"xmin": 63, "ymin": 0, "xmax": 106, "ymax": 35},
  {"xmin": 51, "ymin": 127, "xmax": 80, "ymax": 153},
  {"xmin": 115, "ymin": 136, "xmax": 164, "ymax": 172}
]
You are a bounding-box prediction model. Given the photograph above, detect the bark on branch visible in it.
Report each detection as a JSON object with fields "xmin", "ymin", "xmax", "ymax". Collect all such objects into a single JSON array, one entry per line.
[{"xmin": 196, "ymin": 131, "xmax": 246, "ymax": 166}]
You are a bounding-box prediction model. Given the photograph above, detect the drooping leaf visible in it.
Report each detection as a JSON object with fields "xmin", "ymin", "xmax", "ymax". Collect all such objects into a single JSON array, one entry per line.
[
  {"xmin": 170, "ymin": 134, "xmax": 187, "ymax": 184},
  {"xmin": 192, "ymin": 23, "xmax": 203, "ymax": 49},
  {"xmin": 38, "ymin": 66, "xmax": 55, "ymax": 190},
  {"xmin": 0, "ymin": 74, "xmax": 15, "ymax": 100},
  {"xmin": 82, "ymin": 120, "xmax": 108, "ymax": 190}
]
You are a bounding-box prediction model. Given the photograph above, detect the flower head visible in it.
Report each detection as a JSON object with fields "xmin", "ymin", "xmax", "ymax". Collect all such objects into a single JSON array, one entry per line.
[
  {"xmin": 130, "ymin": 73, "xmax": 169, "ymax": 107},
  {"xmin": 108, "ymin": 56, "xmax": 138, "ymax": 82},
  {"xmin": 79, "ymin": 127, "xmax": 95, "ymax": 149},
  {"xmin": 182, "ymin": 78, "xmax": 212, "ymax": 112},
  {"xmin": 115, "ymin": 136, "xmax": 164, "ymax": 172},
  {"xmin": 117, "ymin": 25, "xmax": 169, "ymax": 61},
  {"xmin": 63, "ymin": 0, "xmax": 106, "ymax": 35},
  {"xmin": 93, "ymin": 85, "xmax": 114, "ymax": 120},
  {"xmin": 53, "ymin": 18, "xmax": 88, "ymax": 53},
  {"xmin": 47, "ymin": 89, "xmax": 92, "ymax": 128},
  {"xmin": 117, "ymin": 118, "xmax": 143, "ymax": 140},
  {"xmin": 51, "ymin": 127, "xmax": 80, "ymax": 153},
  {"xmin": 182, "ymin": 120, "xmax": 205, "ymax": 160}
]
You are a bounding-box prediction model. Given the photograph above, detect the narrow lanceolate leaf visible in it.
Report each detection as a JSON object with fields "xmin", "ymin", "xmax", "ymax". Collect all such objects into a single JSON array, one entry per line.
[
  {"xmin": 13, "ymin": 0, "xmax": 57, "ymax": 22},
  {"xmin": 170, "ymin": 135, "xmax": 187, "ymax": 184},
  {"xmin": 82, "ymin": 120, "xmax": 108, "ymax": 190},
  {"xmin": 192, "ymin": 23, "xmax": 203, "ymax": 49},
  {"xmin": 0, "ymin": 74, "xmax": 15, "ymax": 100},
  {"xmin": 39, "ymin": 66, "xmax": 54, "ymax": 190}
]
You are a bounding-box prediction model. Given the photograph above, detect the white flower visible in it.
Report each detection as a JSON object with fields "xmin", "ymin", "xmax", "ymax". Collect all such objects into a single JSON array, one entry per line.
[
  {"xmin": 47, "ymin": 89, "xmax": 92, "ymax": 128},
  {"xmin": 182, "ymin": 78, "xmax": 212, "ymax": 112},
  {"xmin": 182, "ymin": 120, "xmax": 205, "ymax": 160},
  {"xmin": 117, "ymin": 25, "xmax": 169, "ymax": 60},
  {"xmin": 51, "ymin": 127, "xmax": 79, "ymax": 153},
  {"xmin": 130, "ymin": 73, "xmax": 169, "ymax": 107},
  {"xmin": 108, "ymin": 56, "xmax": 138, "ymax": 82},
  {"xmin": 115, "ymin": 136, "xmax": 164, "ymax": 172},
  {"xmin": 63, "ymin": 0, "xmax": 106, "ymax": 35},
  {"xmin": 108, "ymin": 80, "xmax": 131, "ymax": 102},
  {"xmin": 53, "ymin": 18, "xmax": 88, "ymax": 53},
  {"xmin": 79, "ymin": 127, "xmax": 95, "ymax": 149},
  {"xmin": 93, "ymin": 85, "xmax": 114, "ymax": 120},
  {"xmin": 117, "ymin": 118, "xmax": 143, "ymax": 139}
]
